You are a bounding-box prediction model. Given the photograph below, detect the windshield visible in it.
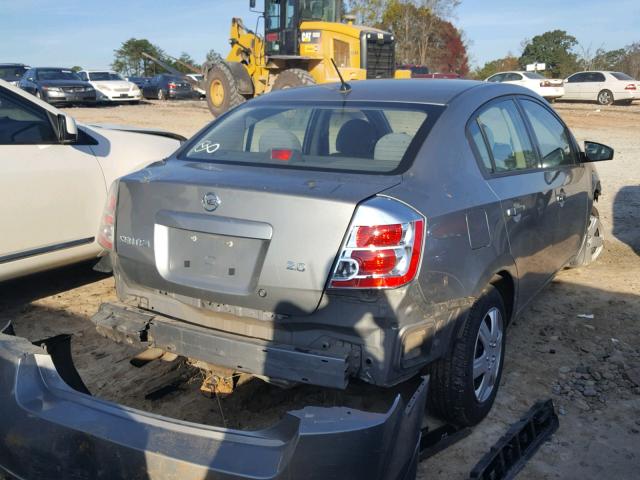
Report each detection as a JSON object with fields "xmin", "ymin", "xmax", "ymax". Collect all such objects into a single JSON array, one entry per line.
[
  {"xmin": 611, "ymin": 72, "xmax": 634, "ymax": 81},
  {"xmin": 299, "ymin": 0, "xmax": 340, "ymax": 21},
  {"xmin": 89, "ymin": 71, "xmax": 124, "ymax": 81},
  {"xmin": 523, "ymin": 72, "xmax": 545, "ymax": 79},
  {"xmin": 36, "ymin": 69, "xmax": 81, "ymax": 81},
  {"xmin": 181, "ymin": 102, "xmax": 442, "ymax": 174},
  {"xmin": 0, "ymin": 66, "xmax": 28, "ymax": 81}
]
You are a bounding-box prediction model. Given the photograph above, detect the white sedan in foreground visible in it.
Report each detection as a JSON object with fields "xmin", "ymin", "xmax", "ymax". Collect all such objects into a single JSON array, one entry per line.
[
  {"xmin": 77, "ymin": 70, "xmax": 142, "ymax": 104},
  {"xmin": 486, "ymin": 71, "xmax": 564, "ymax": 100},
  {"xmin": 0, "ymin": 79, "xmax": 183, "ymax": 281},
  {"xmin": 562, "ymin": 71, "xmax": 638, "ymax": 105}
]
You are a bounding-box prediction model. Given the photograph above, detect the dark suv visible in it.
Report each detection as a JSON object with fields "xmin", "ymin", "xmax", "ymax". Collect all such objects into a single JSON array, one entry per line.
[
  {"xmin": 95, "ymin": 79, "xmax": 612, "ymax": 426},
  {"xmin": 18, "ymin": 67, "xmax": 96, "ymax": 106}
]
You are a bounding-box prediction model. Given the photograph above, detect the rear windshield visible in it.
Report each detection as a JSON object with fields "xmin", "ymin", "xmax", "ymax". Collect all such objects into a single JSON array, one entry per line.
[
  {"xmin": 611, "ymin": 72, "xmax": 634, "ymax": 81},
  {"xmin": 523, "ymin": 72, "xmax": 545, "ymax": 79},
  {"xmin": 181, "ymin": 102, "xmax": 442, "ymax": 174},
  {"xmin": 36, "ymin": 69, "xmax": 80, "ymax": 81},
  {"xmin": 0, "ymin": 66, "xmax": 28, "ymax": 81}
]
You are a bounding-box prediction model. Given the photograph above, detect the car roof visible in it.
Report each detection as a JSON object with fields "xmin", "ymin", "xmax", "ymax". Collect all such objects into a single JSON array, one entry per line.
[{"xmin": 253, "ymin": 79, "xmax": 488, "ymax": 106}]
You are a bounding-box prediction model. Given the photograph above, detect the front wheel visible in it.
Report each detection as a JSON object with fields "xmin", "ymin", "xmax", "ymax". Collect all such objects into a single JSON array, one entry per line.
[
  {"xmin": 597, "ymin": 89, "xmax": 614, "ymax": 105},
  {"xmin": 205, "ymin": 63, "xmax": 246, "ymax": 117},
  {"xmin": 570, "ymin": 207, "xmax": 604, "ymax": 267},
  {"xmin": 429, "ymin": 285, "xmax": 506, "ymax": 426}
]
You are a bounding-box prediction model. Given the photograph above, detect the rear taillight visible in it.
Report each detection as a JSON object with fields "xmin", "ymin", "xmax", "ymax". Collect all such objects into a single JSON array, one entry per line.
[
  {"xmin": 330, "ymin": 197, "xmax": 425, "ymax": 289},
  {"xmin": 625, "ymin": 84, "xmax": 636, "ymax": 90},
  {"xmin": 97, "ymin": 181, "xmax": 118, "ymax": 251},
  {"xmin": 168, "ymin": 82, "xmax": 176, "ymax": 89}
]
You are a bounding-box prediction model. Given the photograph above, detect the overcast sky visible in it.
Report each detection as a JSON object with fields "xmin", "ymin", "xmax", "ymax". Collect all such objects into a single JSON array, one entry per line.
[{"xmin": 1, "ymin": 0, "xmax": 638, "ymax": 69}]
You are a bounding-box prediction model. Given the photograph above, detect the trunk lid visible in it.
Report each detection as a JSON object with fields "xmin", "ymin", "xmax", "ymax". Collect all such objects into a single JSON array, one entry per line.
[{"xmin": 115, "ymin": 161, "xmax": 401, "ymax": 315}]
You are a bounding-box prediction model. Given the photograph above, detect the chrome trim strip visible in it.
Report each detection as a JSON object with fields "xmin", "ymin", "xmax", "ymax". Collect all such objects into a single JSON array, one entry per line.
[{"xmin": 0, "ymin": 237, "xmax": 94, "ymax": 264}]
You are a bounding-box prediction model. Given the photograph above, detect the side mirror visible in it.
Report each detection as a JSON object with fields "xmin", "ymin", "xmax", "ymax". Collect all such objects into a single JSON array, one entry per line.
[
  {"xmin": 249, "ymin": 0, "xmax": 256, "ymax": 8},
  {"xmin": 58, "ymin": 114, "xmax": 78, "ymax": 144},
  {"xmin": 581, "ymin": 141, "xmax": 613, "ymax": 162}
]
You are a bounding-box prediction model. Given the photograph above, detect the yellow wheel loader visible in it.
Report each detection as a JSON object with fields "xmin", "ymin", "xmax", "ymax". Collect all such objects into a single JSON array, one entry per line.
[{"xmin": 204, "ymin": 0, "xmax": 410, "ymax": 117}]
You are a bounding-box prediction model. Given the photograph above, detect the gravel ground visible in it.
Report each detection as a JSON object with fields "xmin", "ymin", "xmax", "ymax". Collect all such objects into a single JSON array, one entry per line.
[{"xmin": 1, "ymin": 99, "xmax": 639, "ymax": 479}]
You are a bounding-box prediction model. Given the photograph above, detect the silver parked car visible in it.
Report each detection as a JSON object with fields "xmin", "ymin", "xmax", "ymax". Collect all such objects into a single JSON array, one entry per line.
[{"xmin": 95, "ymin": 79, "xmax": 612, "ymax": 426}]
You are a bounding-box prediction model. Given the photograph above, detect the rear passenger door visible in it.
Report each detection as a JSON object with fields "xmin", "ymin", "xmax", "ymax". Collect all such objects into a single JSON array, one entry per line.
[
  {"xmin": 469, "ymin": 98, "xmax": 557, "ymax": 306},
  {"xmin": 518, "ymin": 98, "xmax": 588, "ymax": 265}
]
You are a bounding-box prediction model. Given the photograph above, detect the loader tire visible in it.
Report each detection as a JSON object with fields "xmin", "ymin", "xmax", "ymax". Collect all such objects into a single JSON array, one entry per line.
[
  {"xmin": 272, "ymin": 68, "xmax": 316, "ymax": 90},
  {"xmin": 206, "ymin": 63, "xmax": 246, "ymax": 118}
]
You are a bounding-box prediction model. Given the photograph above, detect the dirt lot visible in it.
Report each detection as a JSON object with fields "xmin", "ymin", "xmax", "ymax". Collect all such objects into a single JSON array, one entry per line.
[{"xmin": 2, "ymin": 99, "xmax": 639, "ymax": 479}]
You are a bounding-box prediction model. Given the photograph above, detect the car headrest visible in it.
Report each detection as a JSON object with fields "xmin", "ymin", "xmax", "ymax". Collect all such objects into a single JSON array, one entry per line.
[
  {"xmin": 374, "ymin": 133, "xmax": 412, "ymax": 162},
  {"xmin": 336, "ymin": 119, "xmax": 377, "ymax": 158},
  {"xmin": 259, "ymin": 129, "xmax": 302, "ymax": 153}
]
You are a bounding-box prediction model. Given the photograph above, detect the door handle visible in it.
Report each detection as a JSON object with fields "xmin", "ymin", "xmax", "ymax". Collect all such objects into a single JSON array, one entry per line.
[{"xmin": 506, "ymin": 203, "xmax": 526, "ymax": 217}]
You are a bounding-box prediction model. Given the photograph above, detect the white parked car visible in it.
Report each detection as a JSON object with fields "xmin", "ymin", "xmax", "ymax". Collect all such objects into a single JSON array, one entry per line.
[
  {"xmin": 486, "ymin": 71, "xmax": 564, "ymax": 100},
  {"xmin": 562, "ymin": 71, "xmax": 638, "ymax": 105},
  {"xmin": 77, "ymin": 70, "xmax": 142, "ymax": 104},
  {"xmin": 186, "ymin": 74, "xmax": 206, "ymax": 98},
  {"xmin": 0, "ymin": 79, "xmax": 182, "ymax": 281}
]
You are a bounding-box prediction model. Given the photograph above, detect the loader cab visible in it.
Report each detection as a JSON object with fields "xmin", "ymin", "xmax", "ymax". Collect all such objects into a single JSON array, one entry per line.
[{"xmin": 263, "ymin": 0, "xmax": 342, "ymax": 56}]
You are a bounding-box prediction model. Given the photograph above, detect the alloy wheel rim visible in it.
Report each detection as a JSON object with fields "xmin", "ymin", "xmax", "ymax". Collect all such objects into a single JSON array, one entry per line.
[
  {"xmin": 586, "ymin": 213, "xmax": 604, "ymax": 261},
  {"xmin": 473, "ymin": 307, "xmax": 503, "ymax": 403},
  {"xmin": 599, "ymin": 91, "xmax": 611, "ymax": 104}
]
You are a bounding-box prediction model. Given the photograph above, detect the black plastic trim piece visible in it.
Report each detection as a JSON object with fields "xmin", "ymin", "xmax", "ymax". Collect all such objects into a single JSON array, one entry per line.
[
  {"xmin": 469, "ymin": 399, "xmax": 559, "ymax": 480},
  {"xmin": 0, "ymin": 237, "xmax": 94, "ymax": 264}
]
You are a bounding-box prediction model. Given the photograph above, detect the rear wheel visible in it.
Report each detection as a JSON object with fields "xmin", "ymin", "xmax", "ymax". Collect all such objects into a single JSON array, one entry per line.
[
  {"xmin": 597, "ymin": 89, "xmax": 614, "ymax": 105},
  {"xmin": 429, "ymin": 285, "xmax": 506, "ymax": 426},
  {"xmin": 205, "ymin": 63, "xmax": 246, "ymax": 118},
  {"xmin": 272, "ymin": 68, "xmax": 316, "ymax": 90}
]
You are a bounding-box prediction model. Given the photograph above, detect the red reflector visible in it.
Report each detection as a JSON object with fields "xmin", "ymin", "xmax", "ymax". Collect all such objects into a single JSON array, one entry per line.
[
  {"xmin": 266, "ymin": 32, "xmax": 279, "ymax": 42},
  {"xmin": 271, "ymin": 149, "xmax": 292, "ymax": 161},
  {"xmin": 355, "ymin": 224, "xmax": 403, "ymax": 247},
  {"xmin": 169, "ymin": 83, "xmax": 176, "ymax": 89},
  {"xmin": 351, "ymin": 249, "xmax": 397, "ymax": 275},
  {"xmin": 625, "ymin": 84, "xmax": 636, "ymax": 90}
]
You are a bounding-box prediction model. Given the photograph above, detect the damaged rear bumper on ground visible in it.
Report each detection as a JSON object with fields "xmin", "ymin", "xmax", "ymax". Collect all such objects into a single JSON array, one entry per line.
[{"xmin": 0, "ymin": 329, "xmax": 428, "ymax": 480}]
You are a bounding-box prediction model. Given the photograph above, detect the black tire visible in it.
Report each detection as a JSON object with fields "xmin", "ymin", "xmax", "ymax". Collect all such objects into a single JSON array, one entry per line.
[
  {"xmin": 597, "ymin": 89, "xmax": 614, "ymax": 105},
  {"xmin": 617, "ymin": 99, "xmax": 633, "ymax": 106},
  {"xmin": 569, "ymin": 206, "xmax": 604, "ymax": 268},
  {"xmin": 272, "ymin": 68, "xmax": 316, "ymax": 90},
  {"xmin": 205, "ymin": 63, "xmax": 246, "ymax": 118},
  {"xmin": 429, "ymin": 285, "xmax": 506, "ymax": 426}
]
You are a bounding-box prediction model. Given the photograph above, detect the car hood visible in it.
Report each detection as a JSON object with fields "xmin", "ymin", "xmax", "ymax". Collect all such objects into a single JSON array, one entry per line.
[
  {"xmin": 38, "ymin": 80, "xmax": 89, "ymax": 88},
  {"xmin": 91, "ymin": 80, "xmax": 137, "ymax": 90}
]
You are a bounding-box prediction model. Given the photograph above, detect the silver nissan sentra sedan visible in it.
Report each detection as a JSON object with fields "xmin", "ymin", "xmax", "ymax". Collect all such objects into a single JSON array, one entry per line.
[{"xmin": 94, "ymin": 79, "xmax": 612, "ymax": 426}]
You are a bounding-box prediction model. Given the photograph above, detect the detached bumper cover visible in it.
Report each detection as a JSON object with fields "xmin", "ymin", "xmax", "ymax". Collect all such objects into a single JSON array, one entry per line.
[{"xmin": 0, "ymin": 332, "xmax": 427, "ymax": 480}]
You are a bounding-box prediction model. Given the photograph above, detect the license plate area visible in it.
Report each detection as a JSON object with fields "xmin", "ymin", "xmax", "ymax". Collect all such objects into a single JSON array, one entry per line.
[{"xmin": 154, "ymin": 225, "xmax": 268, "ymax": 295}]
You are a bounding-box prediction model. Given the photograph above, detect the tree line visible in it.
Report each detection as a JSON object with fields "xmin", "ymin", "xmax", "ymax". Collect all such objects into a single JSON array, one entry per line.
[{"xmin": 473, "ymin": 30, "xmax": 640, "ymax": 80}]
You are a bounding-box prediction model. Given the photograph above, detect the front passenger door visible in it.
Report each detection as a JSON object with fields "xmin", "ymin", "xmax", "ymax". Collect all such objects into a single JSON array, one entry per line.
[
  {"xmin": 518, "ymin": 98, "xmax": 588, "ymax": 266},
  {"xmin": 0, "ymin": 88, "xmax": 105, "ymax": 269}
]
